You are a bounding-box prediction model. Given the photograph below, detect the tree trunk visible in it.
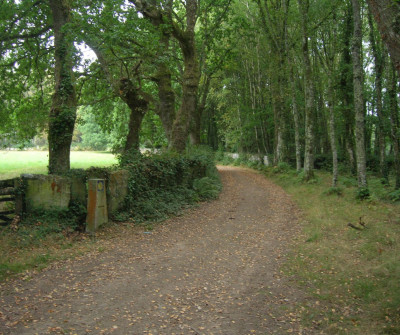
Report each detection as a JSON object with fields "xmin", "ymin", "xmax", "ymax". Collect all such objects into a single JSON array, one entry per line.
[
  {"xmin": 327, "ymin": 77, "xmax": 338, "ymax": 187},
  {"xmin": 291, "ymin": 73, "xmax": 302, "ymax": 172},
  {"xmin": 119, "ymin": 79, "xmax": 149, "ymax": 153},
  {"xmin": 352, "ymin": 0, "xmax": 368, "ymax": 188},
  {"xmin": 366, "ymin": 0, "xmax": 400, "ymax": 77},
  {"xmin": 170, "ymin": 0, "xmax": 200, "ymax": 152},
  {"xmin": 256, "ymin": 0, "xmax": 289, "ymax": 164},
  {"xmin": 155, "ymin": 63, "xmax": 175, "ymax": 143},
  {"xmin": 170, "ymin": 49, "xmax": 200, "ymax": 151},
  {"xmin": 48, "ymin": 0, "xmax": 77, "ymax": 175},
  {"xmin": 389, "ymin": 63, "xmax": 400, "ymax": 189},
  {"xmin": 368, "ymin": 9, "xmax": 387, "ymax": 181},
  {"xmin": 298, "ymin": 0, "xmax": 315, "ymax": 180}
]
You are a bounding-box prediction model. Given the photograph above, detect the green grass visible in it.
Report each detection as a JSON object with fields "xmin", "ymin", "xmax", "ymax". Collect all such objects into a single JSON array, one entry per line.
[
  {"xmin": 262, "ymin": 168, "xmax": 400, "ymax": 335},
  {"xmin": 0, "ymin": 150, "xmax": 118, "ymax": 180}
]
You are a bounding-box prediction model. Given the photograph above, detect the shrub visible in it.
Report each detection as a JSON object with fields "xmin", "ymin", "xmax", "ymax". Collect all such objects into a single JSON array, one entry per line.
[
  {"xmin": 118, "ymin": 146, "xmax": 222, "ymax": 224},
  {"xmin": 356, "ymin": 187, "xmax": 371, "ymax": 200},
  {"xmin": 193, "ymin": 177, "xmax": 222, "ymax": 200},
  {"xmin": 323, "ymin": 186, "xmax": 344, "ymax": 196},
  {"xmin": 388, "ymin": 189, "xmax": 400, "ymax": 202},
  {"xmin": 273, "ymin": 162, "xmax": 291, "ymax": 174}
]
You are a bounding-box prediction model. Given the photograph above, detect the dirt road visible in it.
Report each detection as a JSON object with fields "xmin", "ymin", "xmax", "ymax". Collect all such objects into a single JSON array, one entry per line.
[{"xmin": 0, "ymin": 166, "xmax": 308, "ymax": 334}]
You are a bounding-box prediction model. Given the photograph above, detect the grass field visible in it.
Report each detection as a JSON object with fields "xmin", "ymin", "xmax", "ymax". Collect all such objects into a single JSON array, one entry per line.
[{"xmin": 0, "ymin": 150, "xmax": 118, "ymax": 180}]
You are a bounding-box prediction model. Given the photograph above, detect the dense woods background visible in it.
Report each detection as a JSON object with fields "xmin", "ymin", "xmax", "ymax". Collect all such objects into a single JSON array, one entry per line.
[{"xmin": 1, "ymin": 0, "xmax": 400, "ymax": 191}]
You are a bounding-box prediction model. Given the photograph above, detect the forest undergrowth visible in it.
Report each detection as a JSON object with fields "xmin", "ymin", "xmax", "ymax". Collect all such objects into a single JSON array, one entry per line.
[{"xmin": 222, "ymin": 156, "xmax": 400, "ymax": 335}]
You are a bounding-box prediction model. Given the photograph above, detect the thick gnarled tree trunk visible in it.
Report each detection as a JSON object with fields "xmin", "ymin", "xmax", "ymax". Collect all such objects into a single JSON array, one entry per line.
[
  {"xmin": 119, "ymin": 79, "xmax": 149, "ymax": 153},
  {"xmin": 170, "ymin": 47, "xmax": 200, "ymax": 151},
  {"xmin": 48, "ymin": 0, "xmax": 77, "ymax": 175},
  {"xmin": 154, "ymin": 63, "xmax": 175, "ymax": 143}
]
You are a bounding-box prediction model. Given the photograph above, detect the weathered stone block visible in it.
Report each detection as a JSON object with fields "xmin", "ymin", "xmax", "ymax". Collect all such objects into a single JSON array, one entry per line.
[
  {"xmin": 107, "ymin": 170, "xmax": 129, "ymax": 215},
  {"xmin": 23, "ymin": 174, "xmax": 71, "ymax": 211},
  {"xmin": 70, "ymin": 175, "xmax": 87, "ymax": 206}
]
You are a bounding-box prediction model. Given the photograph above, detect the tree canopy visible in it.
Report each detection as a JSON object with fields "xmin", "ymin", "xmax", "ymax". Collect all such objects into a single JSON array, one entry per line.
[{"xmin": 0, "ymin": 0, "xmax": 399, "ymax": 191}]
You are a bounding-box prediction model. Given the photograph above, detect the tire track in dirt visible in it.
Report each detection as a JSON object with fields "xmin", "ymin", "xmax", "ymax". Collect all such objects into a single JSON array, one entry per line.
[{"xmin": 0, "ymin": 166, "xmax": 311, "ymax": 335}]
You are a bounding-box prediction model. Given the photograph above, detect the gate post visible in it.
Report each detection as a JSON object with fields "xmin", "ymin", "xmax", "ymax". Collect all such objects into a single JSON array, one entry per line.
[{"xmin": 86, "ymin": 179, "xmax": 108, "ymax": 233}]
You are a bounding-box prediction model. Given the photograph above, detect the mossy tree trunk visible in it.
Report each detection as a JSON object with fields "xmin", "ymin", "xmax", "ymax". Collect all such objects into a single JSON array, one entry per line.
[
  {"xmin": 389, "ymin": 63, "xmax": 400, "ymax": 189},
  {"xmin": 154, "ymin": 62, "xmax": 176, "ymax": 144},
  {"xmin": 367, "ymin": 0, "xmax": 400, "ymax": 77},
  {"xmin": 48, "ymin": 0, "xmax": 77, "ymax": 175},
  {"xmin": 119, "ymin": 79, "xmax": 149, "ymax": 153},
  {"xmin": 298, "ymin": 0, "xmax": 315, "ymax": 181},
  {"xmin": 169, "ymin": 0, "xmax": 200, "ymax": 152},
  {"xmin": 352, "ymin": 0, "xmax": 368, "ymax": 189},
  {"xmin": 368, "ymin": 9, "xmax": 387, "ymax": 181}
]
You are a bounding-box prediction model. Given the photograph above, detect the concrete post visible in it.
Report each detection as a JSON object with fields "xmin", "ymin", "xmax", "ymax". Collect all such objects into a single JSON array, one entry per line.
[{"xmin": 86, "ymin": 179, "xmax": 108, "ymax": 233}]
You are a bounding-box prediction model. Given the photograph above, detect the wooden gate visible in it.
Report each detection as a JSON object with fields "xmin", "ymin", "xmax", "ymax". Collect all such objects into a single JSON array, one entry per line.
[{"xmin": 0, "ymin": 178, "xmax": 18, "ymax": 225}]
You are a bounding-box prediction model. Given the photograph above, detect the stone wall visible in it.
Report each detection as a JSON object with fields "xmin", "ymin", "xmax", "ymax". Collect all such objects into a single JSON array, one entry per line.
[{"xmin": 21, "ymin": 170, "xmax": 129, "ymax": 219}]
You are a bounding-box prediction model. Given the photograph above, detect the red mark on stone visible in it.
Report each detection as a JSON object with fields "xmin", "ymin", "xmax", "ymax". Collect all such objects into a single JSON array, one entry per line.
[{"xmin": 51, "ymin": 182, "xmax": 56, "ymax": 192}]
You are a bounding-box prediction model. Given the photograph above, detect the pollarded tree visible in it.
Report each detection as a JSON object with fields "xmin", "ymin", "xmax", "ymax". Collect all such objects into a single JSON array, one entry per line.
[
  {"xmin": 131, "ymin": 0, "xmax": 233, "ymax": 152},
  {"xmin": 74, "ymin": 0, "xmax": 160, "ymax": 153},
  {"xmin": 131, "ymin": 0, "xmax": 200, "ymax": 152}
]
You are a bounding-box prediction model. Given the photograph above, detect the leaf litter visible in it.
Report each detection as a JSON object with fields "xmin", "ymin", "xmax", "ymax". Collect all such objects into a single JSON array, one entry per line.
[{"xmin": 0, "ymin": 166, "xmax": 316, "ymax": 334}]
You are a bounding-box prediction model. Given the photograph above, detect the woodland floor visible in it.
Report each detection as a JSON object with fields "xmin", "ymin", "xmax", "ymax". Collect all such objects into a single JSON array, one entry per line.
[{"xmin": 0, "ymin": 166, "xmax": 315, "ymax": 335}]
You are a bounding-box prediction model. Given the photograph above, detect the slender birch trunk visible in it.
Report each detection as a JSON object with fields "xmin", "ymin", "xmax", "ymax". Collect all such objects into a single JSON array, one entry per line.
[
  {"xmin": 352, "ymin": 0, "xmax": 368, "ymax": 189},
  {"xmin": 298, "ymin": 0, "xmax": 315, "ymax": 180},
  {"xmin": 389, "ymin": 63, "xmax": 400, "ymax": 189}
]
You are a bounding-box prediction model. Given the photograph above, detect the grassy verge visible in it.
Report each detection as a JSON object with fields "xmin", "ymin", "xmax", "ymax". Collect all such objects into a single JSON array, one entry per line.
[
  {"xmin": 0, "ymin": 220, "xmax": 128, "ymax": 282},
  {"xmin": 262, "ymin": 166, "xmax": 400, "ymax": 334},
  {"xmin": 0, "ymin": 150, "xmax": 117, "ymax": 180}
]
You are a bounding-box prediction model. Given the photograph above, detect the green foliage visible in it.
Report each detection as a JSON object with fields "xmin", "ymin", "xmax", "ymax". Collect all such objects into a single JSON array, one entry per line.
[
  {"xmin": 9, "ymin": 202, "xmax": 86, "ymax": 249},
  {"xmin": 117, "ymin": 147, "xmax": 221, "ymax": 224},
  {"xmin": 266, "ymin": 168, "xmax": 400, "ymax": 333},
  {"xmin": 74, "ymin": 107, "xmax": 112, "ymax": 151},
  {"xmin": 0, "ymin": 253, "xmax": 53, "ymax": 281},
  {"xmin": 273, "ymin": 162, "xmax": 292, "ymax": 174},
  {"xmin": 193, "ymin": 177, "xmax": 222, "ymax": 200},
  {"xmin": 356, "ymin": 187, "xmax": 371, "ymax": 200},
  {"xmin": 388, "ymin": 189, "xmax": 400, "ymax": 202},
  {"xmin": 323, "ymin": 186, "xmax": 344, "ymax": 196}
]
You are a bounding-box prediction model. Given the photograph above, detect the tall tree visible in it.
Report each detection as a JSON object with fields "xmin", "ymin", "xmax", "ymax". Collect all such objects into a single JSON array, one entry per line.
[
  {"xmin": 351, "ymin": 0, "xmax": 368, "ymax": 189},
  {"xmin": 131, "ymin": 0, "xmax": 201, "ymax": 152},
  {"xmin": 298, "ymin": 0, "xmax": 315, "ymax": 180},
  {"xmin": 47, "ymin": 0, "xmax": 77, "ymax": 174},
  {"xmin": 389, "ymin": 62, "xmax": 400, "ymax": 189},
  {"xmin": 256, "ymin": 0, "xmax": 291, "ymax": 164},
  {"xmin": 367, "ymin": 0, "xmax": 400, "ymax": 77},
  {"xmin": 0, "ymin": 0, "xmax": 77, "ymax": 174},
  {"xmin": 368, "ymin": 8, "xmax": 387, "ymax": 181}
]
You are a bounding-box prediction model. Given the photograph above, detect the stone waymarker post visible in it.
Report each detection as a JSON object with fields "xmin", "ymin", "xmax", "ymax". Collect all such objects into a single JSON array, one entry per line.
[{"xmin": 86, "ymin": 179, "xmax": 108, "ymax": 233}]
